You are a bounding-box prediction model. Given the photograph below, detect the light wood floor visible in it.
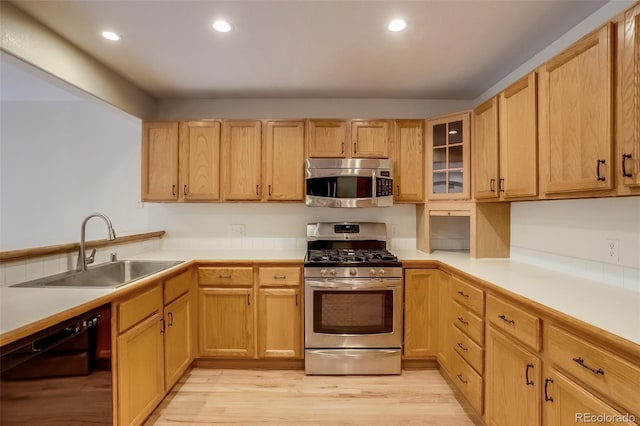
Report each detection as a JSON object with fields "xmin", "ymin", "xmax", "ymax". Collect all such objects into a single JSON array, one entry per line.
[{"xmin": 146, "ymin": 369, "xmax": 477, "ymax": 425}]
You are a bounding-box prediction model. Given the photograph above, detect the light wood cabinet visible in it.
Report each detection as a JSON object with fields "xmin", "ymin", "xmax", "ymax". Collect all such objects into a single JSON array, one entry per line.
[
  {"xmin": 403, "ymin": 269, "xmax": 439, "ymax": 358},
  {"xmin": 486, "ymin": 326, "xmax": 541, "ymax": 426},
  {"xmin": 543, "ymin": 368, "xmax": 636, "ymax": 426},
  {"xmin": 538, "ymin": 23, "xmax": 614, "ymax": 195},
  {"xmin": 179, "ymin": 121, "xmax": 221, "ymax": 201},
  {"xmin": 617, "ymin": 4, "xmax": 640, "ymax": 193},
  {"xmin": 142, "ymin": 122, "xmax": 180, "ymax": 201},
  {"xmin": 221, "ymin": 120, "xmax": 263, "ymax": 201},
  {"xmin": 307, "ymin": 120, "xmax": 348, "ymax": 157},
  {"xmin": 472, "ymin": 97, "xmax": 499, "ymax": 200},
  {"xmin": 258, "ymin": 288, "xmax": 302, "ymax": 358},
  {"xmin": 198, "ymin": 287, "xmax": 254, "ymax": 357},
  {"xmin": 351, "ymin": 120, "xmax": 391, "ymax": 158},
  {"xmin": 116, "ymin": 286, "xmax": 164, "ymax": 426},
  {"xmin": 473, "ymin": 74, "xmax": 538, "ymax": 201},
  {"xmin": 392, "ymin": 120, "xmax": 425, "ymax": 203},
  {"xmin": 263, "ymin": 120, "xmax": 305, "ymax": 201},
  {"xmin": 163, "ymin": 292, "xmax": 191, "ymax": 391},
  {"xmin": 426, "ymin": 112, "xmax": 470, "ymax": 200},
  {"xmin": 436, "ymin": 272, "xmax": 453, "ymax": 372}
]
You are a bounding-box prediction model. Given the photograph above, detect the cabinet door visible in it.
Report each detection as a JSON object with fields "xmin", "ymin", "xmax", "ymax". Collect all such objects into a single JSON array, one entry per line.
[
  {"xmin": 539, "ymin": 24, "xmax": 613, "ymax": 195},
  {"xmin": 543, "ymin": 368, "xmax": 636, "ymax": 426},
  {"xmin": 198, "ymin": 288, "xmax": 254, "ymax": 357},
  {"xmin": 142, "ymin": 121, "xmax": 179, "ymax": 201},
  {"xmin": 403, "ymin": 269, "xmax": 438, "ymax": 358},
  {"xmin": 499, "ymin": 73, "xmax": 538, "ymax": 199},
  {"xmin": 164, "ymin": 292, "xmax": 192, "ymax": 391},
  {"xmin": 307, "ymin": 120, "xmax": 347, "ymax": 157},
  {"xmin": 393, "ymin": 120, "xmax": 425, "ymax": 202},
  {"xmin": 617, "ymin": 4, "xmax": 640, "ymax": 189},
  {"xmin": 117, "ymin": 312, "xmax": 164, "ymax": 426},
  {"xmin": 179, "ymin": 121, "xmax": 221, "ymax": 201},
  {"xmin": 222, "ymin": 120, "xmax": 262, "ymax": 200},
  {"xmin": 427, "ymin": 112, "xmax": 470, "ymax": 200},
  {"xmin": 473, "ymin": 98, "xmax": 500, "ymax": 200},
  {"xmin": 351, "ymin": 120, "xmax": 390, "ymax": 158},
  {"xmin": 264, "ymin": 121, "xmax": 305, "ymax": 201},
  {"xmin": 486, "ymin": 327, "xmax": 541, "ymax": 426},
  {"xmin": 258, "ymin": 288, "xmax": 302, "ymax": 358}
]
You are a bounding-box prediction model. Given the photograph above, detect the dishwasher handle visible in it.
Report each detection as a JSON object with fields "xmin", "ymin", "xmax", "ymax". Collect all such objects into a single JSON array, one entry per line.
[{"xmin": 30, "ymin": 313, "xmax": 100, "ymax": 352}]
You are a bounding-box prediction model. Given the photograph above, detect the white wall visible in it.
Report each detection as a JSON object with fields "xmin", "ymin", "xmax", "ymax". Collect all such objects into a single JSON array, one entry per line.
[{"xmin": 0, "ymin": 99, "xmax": 146, "ymax": 250}]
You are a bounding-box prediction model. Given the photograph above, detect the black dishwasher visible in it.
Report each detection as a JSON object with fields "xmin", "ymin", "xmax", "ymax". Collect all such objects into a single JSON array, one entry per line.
[{"xmin": 0, "ymin": 305, "xmax": 113, "ymax": 424}]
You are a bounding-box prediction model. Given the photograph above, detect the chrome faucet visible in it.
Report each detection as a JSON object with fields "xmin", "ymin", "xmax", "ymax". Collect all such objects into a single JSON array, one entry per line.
[{"xmin": 77, "ymin": 213, "xmax": 117, "ymax": 271}]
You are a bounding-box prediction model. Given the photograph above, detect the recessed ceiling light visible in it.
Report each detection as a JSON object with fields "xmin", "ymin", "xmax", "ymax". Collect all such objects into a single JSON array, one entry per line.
[
  {"xmin": 212, "ymin": 20, "xmax": 232, "ymax": 33},
  {"xmin": 101, "ymin": 31, "xmax": 121, "ymax": 41},
  {"xmin": 388, "ymin": 19, "xmax": 407, "ymax": 32}
]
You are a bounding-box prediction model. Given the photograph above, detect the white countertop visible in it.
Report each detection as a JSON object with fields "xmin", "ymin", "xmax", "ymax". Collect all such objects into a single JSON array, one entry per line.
[{"xmin": 1, "ymin": 248, "xmax": 638, "ymax": 347}]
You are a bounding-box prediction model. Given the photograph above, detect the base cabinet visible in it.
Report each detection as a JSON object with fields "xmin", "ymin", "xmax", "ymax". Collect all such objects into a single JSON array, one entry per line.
[
  {"xmin": 164, "ymin": 292, "xmax": 192, "ymax": 390},
  {"xmin": 543, "ymin": 368, "xmax": 636, "ymax": 426},
  {"xmin": 485, "ymin": 327, "xmax": 541, "ymax": 426},
  {"xmin": 258, "ymin": 288, "xmax": 302, "ymax": 358},
  {"xmin": 403, "ymin": 269, "xmax": 439, "ymax": 358}
]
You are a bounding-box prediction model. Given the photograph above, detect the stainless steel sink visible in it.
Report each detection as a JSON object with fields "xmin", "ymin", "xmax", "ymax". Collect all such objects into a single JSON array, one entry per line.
[{"xmin": 10, "ymin": 260, "xmax": 184, "ymax": 289}]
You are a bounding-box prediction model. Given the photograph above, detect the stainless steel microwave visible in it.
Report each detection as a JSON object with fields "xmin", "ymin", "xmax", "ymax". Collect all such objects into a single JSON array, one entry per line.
[{"xmin": 305, "ymin": 158, "xmax": 393, "ymax": 208}]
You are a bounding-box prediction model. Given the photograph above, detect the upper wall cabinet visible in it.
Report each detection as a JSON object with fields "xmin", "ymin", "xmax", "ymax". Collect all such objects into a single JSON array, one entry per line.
[
  {"xmin": 263, "ymin": 120, "xmax": 305, "ymax": 201},
  {"xmin": 222, "ymin": 120, "xmax": 262, "ymax": 201},
  {"xmin": 351, "ymin": 120, "xmax": 391, "ymax": 158},
  {"xmin": 307, "ymin": 120, "xmax": 348, "ymax": 158},
  {"xmin": 142, "ymin": 121, "xmax": 221, "ymax": 202},
  {"xmin": 179, "ymin": 121, "xmax": 221, "ymax": 201},
  {"xmin": 538, "ymin": 23, "xmax": 614, "ymax": 195},
  {"xmin": 473, "ymin": 73, "xmax": 538, "ymax": 201},
  {"xmin": 617, "ymin": 4, "xmax": 640, "ymax": 193},
  {"xmin": 392, "ymin": 120, "xmax": 425, "ymax": 203},
  {"xmin": 426, "ymin": 112, "xmax": 470, "ymax": 200},
  {"xmin": 142, "ymin": 122, "xmax": 180, "ymax": 201}
]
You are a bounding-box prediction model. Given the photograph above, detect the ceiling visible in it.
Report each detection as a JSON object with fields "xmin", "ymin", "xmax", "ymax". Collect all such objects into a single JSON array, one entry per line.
[{"xmin": 9, "ymin": 0, "xmax": 609, "ymax": 100}]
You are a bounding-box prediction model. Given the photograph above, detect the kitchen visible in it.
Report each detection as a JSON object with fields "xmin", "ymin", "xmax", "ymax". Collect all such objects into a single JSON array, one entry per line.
[{"xmin": 1, "ymin": 0, "xmax": 639, "ymax": 425}]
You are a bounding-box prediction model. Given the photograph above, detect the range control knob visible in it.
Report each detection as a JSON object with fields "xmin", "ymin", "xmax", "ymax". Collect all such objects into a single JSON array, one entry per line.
[
  {"xmin": 369, "ymin": 269, "xmax": 377, "ymax": 277},
  {"xmin": 349, "ymin": 269, "xmax": 357, "ymax": 277},
  {"xmin": 329, "ymin": 269, "xmax": 337, "ymax": 277},
  {"xmin": 377, "ymin": 269, "xmax": 386, "ymax": 277},
  {"xmin": 320, "ymin": 269, "xmax": 328, "ymax": 277}
]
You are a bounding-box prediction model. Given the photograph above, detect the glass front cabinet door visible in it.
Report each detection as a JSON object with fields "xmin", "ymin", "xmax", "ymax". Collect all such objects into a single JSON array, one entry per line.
[{"xmin": 426, "ymin": 112, "xmax": 470, "ymax": 200}]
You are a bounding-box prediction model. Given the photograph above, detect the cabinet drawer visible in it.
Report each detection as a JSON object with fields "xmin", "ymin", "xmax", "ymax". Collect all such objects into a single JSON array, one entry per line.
[
  {"xmin": 450, "ymin": 350, "xmax": 483, "ymax": 415},
  {"xmin": 198, "ymin": 267, "xmax": 253, "ymax": 286},
  {"xmin": 164, "ymin": 269, "xmax": 192, "ymax": 305},
  {"xmin": 451, "ymin": 276, "xmax": 484, "ymax": 315},
  {"xmin": 118, "ymin": 285, "xmax": 162, "ymax": 333},
  {"xmin": 451, "ymin": 323, "xmax": 483, "ymax": 374},
  {"xmin": 452, "ymin": 301, "xmax": 484, "ymax": 345},
  {"xmin": 546, "ymin": 324, "xmax": 640, "ymax": 418},
  {"xmin": 258, "ymin": 267, "xmax": 301, "ymax": 286},
  {"xmin": 486, "ymin": 294, "xmax": 540, "ymax": 351}
]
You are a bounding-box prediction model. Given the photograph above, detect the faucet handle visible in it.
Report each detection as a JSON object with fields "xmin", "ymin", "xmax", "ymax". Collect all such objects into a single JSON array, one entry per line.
[{"xmin": 86, "ymin": 248, "xmax": 97, "ymax": 265}]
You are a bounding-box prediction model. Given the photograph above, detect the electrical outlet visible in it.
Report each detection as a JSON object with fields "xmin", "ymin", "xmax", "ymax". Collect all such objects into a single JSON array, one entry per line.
[
  {"xmin": 606, "ymin": 239, "xmax": 619, "ymax": 263},
  {"xmin": 228, "ymin": 224, "xmax": 246, "ymax": 237}
]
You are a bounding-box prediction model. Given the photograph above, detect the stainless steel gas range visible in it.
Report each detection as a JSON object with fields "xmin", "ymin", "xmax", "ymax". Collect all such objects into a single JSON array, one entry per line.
[{"xmin": 304, "ymin": 222, "xmax": 403, "ymax": 375}]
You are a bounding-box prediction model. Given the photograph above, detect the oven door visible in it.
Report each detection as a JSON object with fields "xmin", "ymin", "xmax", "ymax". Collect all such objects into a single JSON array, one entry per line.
[{"xmin": 304, "ymin": 278, "xmax": 402, "ymax": 348}]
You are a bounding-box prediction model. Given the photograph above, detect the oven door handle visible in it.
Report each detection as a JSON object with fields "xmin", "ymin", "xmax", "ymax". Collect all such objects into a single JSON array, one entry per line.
[{"xmin": 306, "ymin": 279, "xmax": 401, "ymax": 290}]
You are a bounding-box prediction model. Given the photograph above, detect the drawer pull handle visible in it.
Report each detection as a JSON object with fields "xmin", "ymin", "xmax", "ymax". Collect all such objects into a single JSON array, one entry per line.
[
  {"xmin": 596, "ymin": 159, "xmax": 606, "ymax": 181},
  {"xmin": 544, "ymin": 378, "xmax": 554, "ymax": 402},
  {"xmin": 457, "ymin": 342, "xmax": 468, "ymax": 352},
  {"xmin": 160, "ymin": 318, "xmax": 165, "ymax": 334},
  {"xmin": 457, "ymin": 316, "xmax": 468, "ymax": 326},
  {"xmin": 498, "ymin": 314, "xmax": 516, "ymax": 325},
  {"xmin": 489, "ymin": 178, "xmax": 495, "ymax": 193},
  {"xmin": 572, "ymin": 357, "xmax": 604, "ymax": 375},
  {"xmin": 218, "ymin": 275, "xmax": 232, "ymax": 279},
  {"xmin": 247, "ymin": 294, "xmax": 251, "ymax": 306},
  {"xmin": 273, "ymin": 275, "xmax": 287, "ymax": 280},
  {"xmin": 168, "ymin": 312, "xmax": 174, "ymax": 327},
  {"xmin": 457, "ymin": 290, "xmax": 469, "ymax": 299},
  {"xmin": 456, "ymin": 374, "xmax": 468, "ymax": 384},
  {"xmin": 525, "ymin": 363, "xmax": 534, "ymax": 386}
]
